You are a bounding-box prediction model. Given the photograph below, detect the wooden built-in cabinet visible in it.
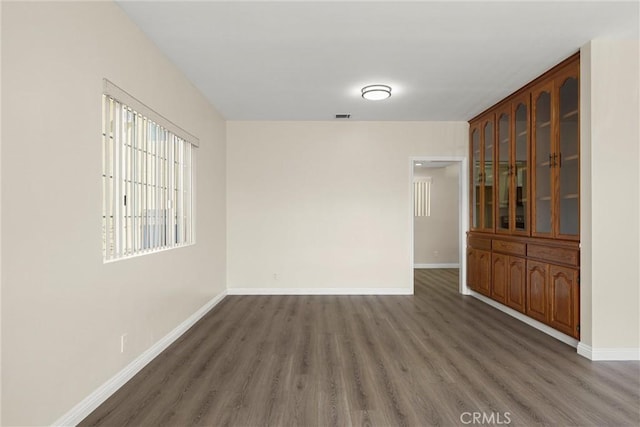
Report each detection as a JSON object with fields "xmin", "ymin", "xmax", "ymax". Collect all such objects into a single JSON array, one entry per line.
[
  {"xmin": 548, "ymin": 264, "xmax": 579, "ymax": 336},
  {"xmin": 470, "ymin": 115, "xmax": 496, "ymax": 232},
  {"xmin": 491, "ymin": 239, "xmax": 527, "ymax": 312},
  {"xmin": 525, "ymin": 259, "xmax": 580, "ymax": 337},
  {"xmin": 495, "ymin": 93, "xmax": 530, "ymax": 235},
  {"xmin": 491, "ymin": 253, "xmax": 508, "ymax": 304},
  {"xmin": 467, "ymin": 238, "xmax": 491, "ymax": 297},
  {"xmin": 531, "ymin": 60, "xmax": 580, "ymax": 240},
  {"xmin": 467, "ymin": 54, "xmax": 580, "ymax": 339},
  {"xmin": 526, "ymin": 260, "xmax": 549, "ymax": 323},
  {"xmin": 506, "ymin": 257, "xmax": 526, "ymax": 312}
]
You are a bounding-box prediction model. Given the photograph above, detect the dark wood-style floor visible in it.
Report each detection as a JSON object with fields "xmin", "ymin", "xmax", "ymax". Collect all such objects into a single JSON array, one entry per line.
[{"xmin": 81, "ymin": 269, "xmax": 640, "ymax": 426}]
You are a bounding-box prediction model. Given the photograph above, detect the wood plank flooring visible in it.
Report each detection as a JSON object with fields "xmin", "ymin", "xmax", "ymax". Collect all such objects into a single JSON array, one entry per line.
[{"xmin": 81, "ymin": 269, "xmax": 640, "ymax": 426}]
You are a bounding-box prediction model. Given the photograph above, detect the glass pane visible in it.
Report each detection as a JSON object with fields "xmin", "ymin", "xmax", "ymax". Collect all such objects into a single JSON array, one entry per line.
[
  {"xmin": 483, "ymin": 121, "xmax": 494, "ymax": 229},
  {"xmin": 514, "ymin": 103, "xmax": 528, "ymax": 231},
  {"xmin": 535, "ymin": 91, "xmax": 552, "ymax": 234},
  {"xmin": 558, "ymin": 77, "xmax": 579, "ymax": 235},
  {"xmin": 472, "ymin": 129, "xmax": 480, "ymax": 229},
  {"xmin": 497, "ymin": 113, "xmax": 510, "ymax": 231}
]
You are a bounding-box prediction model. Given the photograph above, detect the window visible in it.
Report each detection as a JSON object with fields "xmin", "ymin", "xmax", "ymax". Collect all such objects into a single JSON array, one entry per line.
[
  {"xmin": 414, "ymin": 178, "xmax": 432, "ymax": 217},
  {"xmin": 102, "ymin": 80, "xmax": 198, "ymax": 262}
]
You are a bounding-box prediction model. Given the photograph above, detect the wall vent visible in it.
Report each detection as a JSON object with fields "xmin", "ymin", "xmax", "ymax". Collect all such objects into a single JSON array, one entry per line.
[{"xmin": 335, "ymin": 114, "xmax": 351, "ymax": 119}]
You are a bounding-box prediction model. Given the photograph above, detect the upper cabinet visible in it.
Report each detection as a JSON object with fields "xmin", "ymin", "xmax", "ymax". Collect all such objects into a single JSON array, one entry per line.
[
  {"xmin": 556, "ymin": 66, "xmax": 580, "ymax": 238},
  {"xmin": 531, "ymin": 61, "xmax": 580, "ymax": 240},
  {"xmin": 495, "ymin": 106, "xmax": 510, "ymax": 233},
  {"xmin": 513, "ymin": 98, "xmax": 530, "ymax": 235},
  {"xmin": 532, "ymin": 82, "xmax": 554, "ymax": 236},
  {"xmin": 495, "ymin": 94, "xmax": 530, "ymax": 235},
  {"xmin": 470, "ymin": 114, "xmax": 495, "ymax": 232},
  {"xmin": 471, "ymin": 125, "xmax": 481, "ymax": 229},
  {"xmin": 470, "ymin": 54, "xmax": 579, "ymax": 241}
]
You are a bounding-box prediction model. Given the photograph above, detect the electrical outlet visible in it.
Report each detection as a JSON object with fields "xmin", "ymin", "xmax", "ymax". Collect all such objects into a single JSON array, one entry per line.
[
  {"xmin": 434, "ymin": 250, "xmax": 440, "ymax": 257},
  {"xmin": 273, "ymin": 273, "xmax": 278, "ymax": 280},
  {"xmin": 120, "ymin": 333, "xmax": 128, "ymax": 353}
]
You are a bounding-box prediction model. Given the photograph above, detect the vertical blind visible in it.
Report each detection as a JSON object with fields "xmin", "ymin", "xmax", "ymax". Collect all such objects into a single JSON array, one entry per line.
[
  {"xmin": 102, "ymin": 91, "xmax": 196, "ymax": 262},
  {"xmin": 414, "ymin": 178, "xmax": 432, "ymax": 217}
]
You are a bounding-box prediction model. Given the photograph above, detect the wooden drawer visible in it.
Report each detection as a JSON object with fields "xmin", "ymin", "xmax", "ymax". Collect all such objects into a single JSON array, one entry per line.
[
  {"xmin": 527, "ymin": 244, "xmax": 579, "ymax": 267},
  {"xmin": 469, "ymin": 237, "xmax": 491, "ymax": 251},
  {"xmin": 492, "ymin": 240, "xmax": 526, "ymax": 256}
]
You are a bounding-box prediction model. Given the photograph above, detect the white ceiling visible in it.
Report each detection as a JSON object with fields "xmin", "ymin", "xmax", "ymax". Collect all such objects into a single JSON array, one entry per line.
[{"xmin": 116, "ymin": 1, "xmax": 639, "ymax": 121}]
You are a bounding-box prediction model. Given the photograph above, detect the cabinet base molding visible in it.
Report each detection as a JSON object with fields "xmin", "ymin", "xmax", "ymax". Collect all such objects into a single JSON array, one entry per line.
[
  {"xmin": 469, "ymin": 290, "xmax": 579, "ymax": 348},
  {"xmin": 577, "ymin": 343, "xmax": 640, "ymax": 361}
]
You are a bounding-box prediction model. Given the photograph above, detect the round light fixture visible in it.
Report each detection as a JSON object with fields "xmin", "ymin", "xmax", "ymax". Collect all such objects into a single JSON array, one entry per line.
[{"xmin": 361, "ymin": 84, "xmax": 391, "ymax": 101}]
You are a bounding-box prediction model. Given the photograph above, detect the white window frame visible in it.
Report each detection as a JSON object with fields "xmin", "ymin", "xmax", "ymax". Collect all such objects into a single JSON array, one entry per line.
[{"xmin": 102, "ymin": 79, "xmax": 198, "ymax": 262}]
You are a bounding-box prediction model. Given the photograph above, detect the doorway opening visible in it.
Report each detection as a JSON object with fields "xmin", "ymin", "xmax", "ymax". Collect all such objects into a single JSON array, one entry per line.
[{"xmin": 409, "ymin": 157, "xmax": 469, "ymax": 295}]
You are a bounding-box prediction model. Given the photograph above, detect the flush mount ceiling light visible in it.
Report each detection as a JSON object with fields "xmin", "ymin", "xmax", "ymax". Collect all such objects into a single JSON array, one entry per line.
[{"xmin": 361, "ymin": 84, "xmax": 391, "ymax": 101}]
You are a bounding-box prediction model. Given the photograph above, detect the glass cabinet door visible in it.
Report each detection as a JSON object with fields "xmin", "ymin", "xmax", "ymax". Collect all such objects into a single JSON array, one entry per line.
[
  {"xmin": 496, "ymin": 111, "xmax": 510, "ymax": 232},
  {"xmin": 533, "ymin": 86, "xmax": 553, "ymax": 236},
  {"xmin": 483, "ymin": 120, "xmax": 494, "ymax": 230},
  {"xmin": 471, "ymin": 127, "xmax": 481, "ymax": 229},
  {"xmin": 557, "ymin": 74, "xmax": 579, "ymax": 237},
  {"xmin": 514, "ymin": 100, "xmax": 529, "ymax": 233}
]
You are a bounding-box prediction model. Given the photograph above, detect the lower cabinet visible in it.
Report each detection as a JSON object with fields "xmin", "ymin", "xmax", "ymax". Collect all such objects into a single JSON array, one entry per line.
[
  {"xmin": 493, "ymin": 254, "xmax": 526, "ymax": 312},
  {"xmin": 548, "ymin": 265, "xmax": 580, "ymax": 337},
  {"xmin": 467, "ymin": 249, "xmax": 477, "ymax": 291},
  {"xmin": 477, "ymin": 250, "xmax": 491, "ymax": 297},
  {"xmin": 526, "ymin": 260, "xmax": 580, "ymax": 338},
  {"xmin": 491, "ymin": 254, "xmax": 508, "ymax": 304},
  {"xmin": 467, "ymin": 234, "xmax": 580, "ymax": 339},
  {"xmin": 526, "ymin": 260, "xmax": 549, "ymax": 323},
  {"xmin": 468, "ymin": 248, "xmax": 491, "ymax": 296}
]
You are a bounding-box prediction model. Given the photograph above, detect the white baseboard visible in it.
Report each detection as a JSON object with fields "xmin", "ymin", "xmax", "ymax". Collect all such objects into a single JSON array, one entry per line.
[
  {"xmin": 227, "ymin": 287, "xmax": 413, "ymax": 295},
  {"xmin": 414, "ymin": 263, "xmax": 460, "ymax": 269},
  {"xmin": 469, "ymin": 291, "xmax": 579, "ymax": 348},
  {"xmin": 52, "ymin": 290, "xmax": 228, "ymax": 427},
  {"xmin": 576, "ymin": 342, "xmax": 591, "ymax": 359},
  {"xmin": 577, "ymin": 343, "xmax": 640, "ymax": 361}
]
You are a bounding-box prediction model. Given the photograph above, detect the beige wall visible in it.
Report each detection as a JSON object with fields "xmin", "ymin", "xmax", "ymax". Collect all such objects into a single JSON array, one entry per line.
[
  {"xmin": 0, "ymin": 1, "xmax": 3, "ymax": 423},
  {"xmin": 227, "ymin": 121, "xmax": 468, "ymax": 292},
  {"xmin": 414, "ymin": 165, "xmax": 460, "ymax": 265},
  {"xmin": 581, "ymin": 40, "xmax": 640, "ymax": 351},
  {"xmin": 579, "ymin": 43, "xmax": 594, "ymax": 348},
  {"xmin": 1, "ymin": 2, "xmax": 226, "ymax": 425}
]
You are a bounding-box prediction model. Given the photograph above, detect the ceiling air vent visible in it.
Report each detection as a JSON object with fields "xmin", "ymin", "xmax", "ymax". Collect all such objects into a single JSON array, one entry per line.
[{"xmin": 335, "ymin": 114, "xmax": 351, "ymax": 119}]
